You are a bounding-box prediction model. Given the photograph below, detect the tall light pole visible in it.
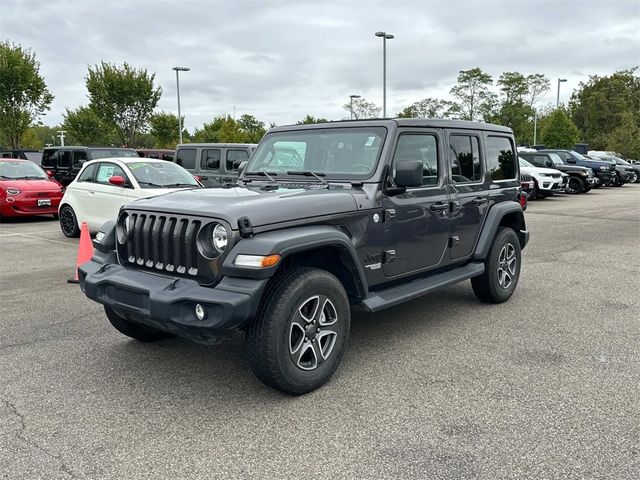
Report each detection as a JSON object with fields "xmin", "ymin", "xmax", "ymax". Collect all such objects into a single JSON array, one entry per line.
[
  {"xmin": 57, "ymin": 130, "xmax": 67, "ymax": 146},
  {"xmin": 374, "ymin": 31, "xmax": 394, "ymax": 118},
  {"xmin": 349, "ymin": 94, "xmax": 361, "ymax": 120},
  {"xmin": 556, "ymin": 78, "xmax": 567, "ymax": 108},
  {"xmin": 173, "ymin": 66, "xmax": 190, "ymax": 144}
]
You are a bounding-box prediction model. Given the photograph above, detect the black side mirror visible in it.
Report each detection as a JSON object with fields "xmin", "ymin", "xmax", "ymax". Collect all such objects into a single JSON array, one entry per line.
[
  {"xmin": 394, "ymin": 160, "xmax": 423, "ymax": 188},
  {"xmin": 566, "ymin": 158, "xmax": 576, "ymax": 164},
  {"xmin": 237, "ymin": 161, "xmax": 248, "ymax": 175}
]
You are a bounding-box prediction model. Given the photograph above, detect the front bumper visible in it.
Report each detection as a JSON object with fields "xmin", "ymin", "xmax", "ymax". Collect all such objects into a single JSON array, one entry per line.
[
  {"xmin": 78, "ymin": 259, "xmax": 268, "ymax": 334},
  {"xmin": 538, "ymin": 178, "xmax": 563, "ymax": 191},
  {"xmin": 0, "ymin": 196, "xmax": 61, "ymax": 217},
  {"xmin": 594, "ymin": 171, "xmax": 614, "ymax": 184}
]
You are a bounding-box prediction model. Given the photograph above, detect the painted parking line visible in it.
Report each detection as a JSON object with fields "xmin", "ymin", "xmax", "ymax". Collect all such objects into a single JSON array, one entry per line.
[
  {"xmin": 0, "ymin": 229, "xmax": 62, "ymax": 237},
  {"xmin": 0, "ymin": 232, "xmax": 74, "ymax": 246}
]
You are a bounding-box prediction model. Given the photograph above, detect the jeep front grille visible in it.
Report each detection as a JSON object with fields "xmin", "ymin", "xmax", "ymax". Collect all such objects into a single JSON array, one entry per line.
[{"xmin": 118, "ymin": 212, "xmax": 202, "ymax": 277}]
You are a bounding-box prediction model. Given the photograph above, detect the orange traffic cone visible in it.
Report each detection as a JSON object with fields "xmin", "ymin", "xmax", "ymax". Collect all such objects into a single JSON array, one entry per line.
[{"xmin": 68, "ymin": 222, "xmax": 94, "ymax": 284}]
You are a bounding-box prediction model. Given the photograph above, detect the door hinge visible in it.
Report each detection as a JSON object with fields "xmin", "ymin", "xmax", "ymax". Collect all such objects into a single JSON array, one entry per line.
[
  {"xmin": 449, "ymin": 236, "xmax": 460, "ymax": 247},
  {"xmin": 384, "ymin": 209, "xmax": 396, "ymax": 222},
  {"xmin": 383, "ymin": 249, "xmax": 396, "ymax": 263}
]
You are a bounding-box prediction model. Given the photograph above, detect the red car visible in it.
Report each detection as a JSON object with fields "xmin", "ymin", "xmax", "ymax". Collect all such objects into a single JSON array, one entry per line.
[{"xmin": 0, "ymin": 159, "xmax": 64, "ymax": 220}]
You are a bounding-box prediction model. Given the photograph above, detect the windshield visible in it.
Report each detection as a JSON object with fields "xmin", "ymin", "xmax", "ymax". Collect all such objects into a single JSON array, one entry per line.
[
  {"xmin": 89, "ymin": 149, "xmax": 138, "ymax": 159},
  {"xmin": 0, "ymin": 161, "xmax": 48, "ymax": 179},
  {"xmin": 127, "ymin": 161, "xmax": 199, "ymax": 188},
  {"xmin": 24, "ymin": 152, "xmax": 43, "ymax": 165},
  {"xmin": 569, "ymin": 150, "xmax": 588, "ymax": 161},
  {"xmin": 617, "ymin": 158, "xmax": 630, "ymax": 165},
  {"xmin": 519, "ymin": 157, "xmax": 534, "ymax": 168},
  {"xmin": 548, "ymin": 153, "xmax": 564, "ymax": 165},
  {"xmin": 245, "ymin": 127, "xmax": 387, "ymax": 180}
]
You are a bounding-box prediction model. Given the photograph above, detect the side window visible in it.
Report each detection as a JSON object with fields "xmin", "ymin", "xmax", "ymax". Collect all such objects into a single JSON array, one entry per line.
[
  {"xmin": 95, "ymin": 163, "xmax": 128, "ymax": 186},
  {"xmin": 41, "ymin": 151, "xmax": 55, "ymax": 168},
  {"xmin": 486, "ymin": 136, "xmax": 517, "ymax": 180},
  {"xmin": 201, "ymin": 149, "xmax": 221, "ymax": 170},
  {"xmin": 77, "ymin": 163, "xmax": 97, "ymax": 182},
  {"xmin": 532, "ymin": 155, "xmax": 547, "ymax": 167},
  {"xmin": 57, "ymin": 150, "xmax": 71, "ymax": 169},
  {"xmin": 449, "ymin": 135, "xmax": 482, "ymax": 183},
  {"xmin": 226, "ymin": 149, "xmax": 250, "ymax": 172},
  {"xmin": 175, "ymin": 148, "xmax": 197, "ymax": 170},
  {"xmin": 392, "ymin": 134, "xmax": 439, "ymax": 187},
  {"xmin": 73, "ymin": 150, "xmax": 88, "ymax": 167}
]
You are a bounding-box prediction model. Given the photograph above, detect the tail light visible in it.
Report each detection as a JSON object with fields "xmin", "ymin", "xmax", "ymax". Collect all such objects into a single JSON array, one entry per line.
[{"xmin": 518, "ymin": 192, "xmax": 527, "ymax": 210}]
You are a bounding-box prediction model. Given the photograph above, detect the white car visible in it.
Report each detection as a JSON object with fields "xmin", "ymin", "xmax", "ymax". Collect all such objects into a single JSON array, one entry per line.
[
  {"xmin": 59, "ymin": 157, "xmax": 201, "ymax": 237},
  {"xmin": 518, "ymin": 157, "xmax": 566, "ymax": 199}
]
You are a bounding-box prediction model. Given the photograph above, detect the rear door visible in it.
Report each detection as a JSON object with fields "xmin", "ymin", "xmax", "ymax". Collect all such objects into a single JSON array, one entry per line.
[
  {"xmin": 382, "ymin": 129, "xmax": 450, "ymax": 277},
  {"xmin": 175, "ymin": 147, "xmax": 199, "ymax": 180},
  {"xmin": 199, "ymin": 148, "xmax": 223, "ymax": 187},
  {"xmin": 447, "ymin": 130, "xmax": 489, "ymax": 260},
  {"xmin": 56, "ymin": 150, "xmax": 74, "ymax": 186}
]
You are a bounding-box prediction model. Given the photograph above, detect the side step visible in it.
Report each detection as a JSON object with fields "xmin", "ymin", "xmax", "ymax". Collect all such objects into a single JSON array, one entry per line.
[{"xmin": 360, "ymin": 262, "xmax": 485, "ymax": 312}]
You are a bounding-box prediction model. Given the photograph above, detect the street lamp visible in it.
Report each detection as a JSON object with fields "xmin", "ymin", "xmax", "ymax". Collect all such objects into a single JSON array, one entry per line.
[
  {"xmin": 173, "ymin": 66, "xmax": 190, "ymax": 144},
  {"xmin": 556, "ymin": 78, "xmax": 567, "ymax": 108},
  {"xmin": 349, "ymin": 94, "xmax": 361, "ymax": 120},
  {"xmin": 374, "ymin": 31, "xmax": 394, "ymax": 118},
  {"xmin": 57, "ymin": 130, "xmax": 67, "ymax": 147}
]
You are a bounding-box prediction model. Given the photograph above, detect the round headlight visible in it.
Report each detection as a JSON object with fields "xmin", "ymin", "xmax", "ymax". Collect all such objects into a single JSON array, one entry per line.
[
  {"xmin": 123, "ymin": 215, "xmax": 131, "ymax": 236},
  {"xmin": 212, "ymin": 224, "xmax": 228, "ymax": 253}
]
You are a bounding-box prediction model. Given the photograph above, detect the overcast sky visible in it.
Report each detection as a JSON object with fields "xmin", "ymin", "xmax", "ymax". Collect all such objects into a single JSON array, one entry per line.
[{"xmin": 5, "ymin": 0, "xmax": 639, "ymax": 130}]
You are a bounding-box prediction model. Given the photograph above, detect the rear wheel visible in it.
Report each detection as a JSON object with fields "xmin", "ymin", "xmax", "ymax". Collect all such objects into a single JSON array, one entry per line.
[
  {"xmin": 105, "ymin": 306, "xmax": 173, "ymax": 342},
  {"xmin": 59, "ymin": 205, "xmax": 80, "ymax": 237},
  {"xmin": 472, "ymin": 227, "xmax": 521, "ymax": 304},
  {"xmin": 247, "ymin": 267, "xmax": 350, "ymax": 395}
]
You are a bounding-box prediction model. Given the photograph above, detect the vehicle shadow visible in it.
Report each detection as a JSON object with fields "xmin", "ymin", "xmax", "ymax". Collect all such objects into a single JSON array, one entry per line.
[{"xmin": 0, "ymin": 215, "xmax": 57, "ymax": 224}]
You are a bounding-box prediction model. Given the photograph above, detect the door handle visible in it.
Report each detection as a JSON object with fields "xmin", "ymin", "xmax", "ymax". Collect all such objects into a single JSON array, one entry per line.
[
  {"xmin": 88, "ymin": 191, "xmax": 95, "ymax": 194},
  {"xmin": 430, "ymin": 202, "xmax": 448, "ymax": 212},
  {"xmin": 472, "ymin": 197, "xmax": 488, "ymax": 206}
]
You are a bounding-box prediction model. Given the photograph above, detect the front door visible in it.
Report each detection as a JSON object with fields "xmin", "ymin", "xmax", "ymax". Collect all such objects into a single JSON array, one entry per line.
[
  {"xmin": 198, "ymin": 148, "xmax": 223, "ymax": 187},
  {"xmin": 224, "ymin": 148, "xmax": 250, "ymax": 183},
  {"xmin": 382, "ymin": 129, "xmax": 450, "ymax": 277},
  {"xmin": 88, "ymin": 162, "xmax": 137, "ymax": 229},
  {"xmin": 447, "ymin": 131, "xmax": 490, "ymax": 259}
]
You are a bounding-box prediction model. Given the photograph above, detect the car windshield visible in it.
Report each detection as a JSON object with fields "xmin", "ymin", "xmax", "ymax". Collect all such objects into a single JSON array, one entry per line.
[
  {"xmin": 569, "ymin": 150, "xmax": 588, "ymax": 161},
  {"xmin": 0, "ymin": 161, "xmax": 48, "ymax": 179},
  {"xmin": 89, "ymin": 149, "xmax": 138, "ymax": 159},
  {"xmin": 245, "ymin": 127, "xmax": 387, "ymax": 180},
  {"xmin": 548, "ymin": 153, "xmax": 564, "ymax": 165},
  {"xmin": 24, "ymin": 152, "xmax": 43, "ymax": 165},
  {"xmin": 127, "ymin": 161, "xmax": 199, "ymax": 188},
  {"xmin": 519, "ymin": 157, "xmax": 534, "ymax": 168}
]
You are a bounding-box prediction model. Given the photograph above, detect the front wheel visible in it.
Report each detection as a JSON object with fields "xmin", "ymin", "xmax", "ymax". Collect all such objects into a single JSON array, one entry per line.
[
  {"xmin": 59, "ymin": 205, "xmax": 80, "ymax": 238},
  {"xmin": 567, "ymin": 176, "xmax": 585, "ymax": 194},
  {"xmin": 472, "ymin": 227, "xmax": 521, "ymax": 304},
  {"xmin": 247, "ymin": 267, "xmax": 350, "ymax": 395},
  {"xmin": 628, "ymin": 171, "xmax": 638, "ymax": 183}
]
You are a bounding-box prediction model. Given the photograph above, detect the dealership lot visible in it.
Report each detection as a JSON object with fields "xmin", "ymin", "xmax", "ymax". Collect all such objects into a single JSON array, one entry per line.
[{"xmin": 1, "ymin": 186, "xmax": 639, "ymax": 479}]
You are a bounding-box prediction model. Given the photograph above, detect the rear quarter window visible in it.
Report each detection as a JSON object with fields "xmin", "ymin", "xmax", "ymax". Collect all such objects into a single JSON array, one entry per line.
[
  {"xmin": 176, "ymin": 148, "xmax": 197, "ymax": 170},
  {"xmin": 486, "ymin": 136, "xmax": 517, "ymax": 180}
]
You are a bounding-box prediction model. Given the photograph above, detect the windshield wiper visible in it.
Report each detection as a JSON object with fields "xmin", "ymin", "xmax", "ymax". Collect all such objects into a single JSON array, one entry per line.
[
  {"xmin": 136, "ymin": 181, "xmax": 164, "ymax": 188},
  {"xmin": 286, "ymin": 171, "xmax": 328, "ymax": 185},
  {"xmin": 163, "ymin": 183, "xmax": 198, "ymax": 188},
  {"xmin": 244, "ymin": 171, "xmax": 278, "ymax": 183},
  {"xmin": 14, "ymin": 176, "xmax": 45, "ymax": 180}
]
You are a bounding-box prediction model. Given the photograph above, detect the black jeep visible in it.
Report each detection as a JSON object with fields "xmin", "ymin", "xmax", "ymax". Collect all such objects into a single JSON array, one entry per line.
[{"xmin": 78, "ymin": 119, "xmax": 529, "ymax": 394}]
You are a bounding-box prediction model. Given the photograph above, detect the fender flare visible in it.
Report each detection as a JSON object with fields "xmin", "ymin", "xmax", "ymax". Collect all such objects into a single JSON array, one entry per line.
[
  {"xmin": 473, "ymin": 202, "xmax": 526, "ymax": 261},
  {"xmin": 221, "ymin": 225, "xmax": 368, "ymax": 297}
]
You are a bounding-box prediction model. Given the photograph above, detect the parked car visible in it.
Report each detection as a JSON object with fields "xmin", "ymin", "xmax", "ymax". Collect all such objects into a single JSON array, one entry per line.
[
  {"xmin": 59, "ymin": 158, "xmax": 202, "ymax": 237},
  {"xmin": 0, "ymin": 159, "xmax": 64, "ymax": 221},
  {"xmin": 517, "ymin": 155, "xmax": 567, "ymax": 197},
  {"xmin": 588, "ymin": 151, "xmax": 639, "ymax": 184},
  {"xmin": 539, "ymin": 149, "xmax": 615, "ymax": 187},
  {"xmin": 1, "ymin": 149, "xmax": 43, "ymax": 165},
  {"xmin": 174, "ymin": 143, "xmax": 257, "ymax": 187},
  {"xmin": 584, "ymin": 154, "xmax": 633, "ymax": 186},
  {"xmin": 41, "ymin": 146, "xmax": 139, "ymax": 187},
  {"xmin": 136, "ymin": 149, "xmax": 175, "ymax": 161},
  {"xmin": 518, "ymin": 152, "xmax": 596, "ymax": 194},
  {"xmin": 520, "ymin": 172, "xmax": 534, "ymax": 198},
  {"xmin": 78, "ymin": 119, "xmax": 529, "ymax": 394}
]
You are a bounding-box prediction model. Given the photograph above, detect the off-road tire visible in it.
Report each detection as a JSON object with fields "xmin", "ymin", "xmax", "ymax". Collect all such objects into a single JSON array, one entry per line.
[
  {"xmin": 105, "ymin": 306, "xmax": 174, "ymax": 342},
  {"xmin": 59, "ymin": 205, "xmax": 80, "ymax": 238},
  {"xmin": 472, "ymin": 227, "xmax": 521, "ymax": 304},
  {"xmin": 247, "ymin": 267, "xmax": 350, "ymax": 395}
]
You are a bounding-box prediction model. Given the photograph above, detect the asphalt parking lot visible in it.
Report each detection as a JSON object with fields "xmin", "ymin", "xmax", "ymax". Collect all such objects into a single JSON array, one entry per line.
[{"xmin": 1, "ymin": 185, "xmax": 639, "ymax": 480}]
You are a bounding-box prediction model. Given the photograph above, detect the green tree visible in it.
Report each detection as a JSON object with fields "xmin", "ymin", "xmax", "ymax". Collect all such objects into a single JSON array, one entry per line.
[
  {"xmin": 541, "ymin": 109, "xmax": 580, "ymax": 149},
  {"xmin": 86, "ymin": 62, "xmax": 161, "ymax": 147},
  {"xmin": 343, "ymin": 97, "xmax": 380, "ymax": 119},
  {"xmin": 0, "ymin": 41, "xmax": 53, "ymax": 148},
  {"xmin": 449, "ymin": 68, "xmax": 494, "ymax": 121},
  {"xmin": 192, "ymin": 116, "xmax": 227, "ymax": 143},
  {"xmin": 569, "ymin": 68, "xmax": 640, "ymax": 148},
  {"xmin": 63, "ymin": 106, "xmax": 116, "ymax": 145},
  {"xmin": 296, "ymin": 115, "xmax": 328, "ymax": 124},
  {"xmin": 149, "ymin": 111, "xmax": 183, "ymax": 148},
  {"xmin": 217, "ymin": 116, "xmax": 245, "ymax": 143},
  {"xmin": 525, "ymin": 73, "xmax": 550, "ymax": 108},
  {"xmin": 237, "ymin": 114, "xmax": 266, "ymax": 143},
  {"xmin": 606, "ymin": 111, "xmax": 640, "ymax": 159},
  {"xmin": 396, "ymin": 98, "xmax": 457, "ymax": 118}
]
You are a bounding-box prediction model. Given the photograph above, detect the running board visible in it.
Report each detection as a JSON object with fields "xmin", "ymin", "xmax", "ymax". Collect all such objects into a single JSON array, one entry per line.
[{"xmin": 360, "ymin": 262, "xmax": 485, "ymax": 312}]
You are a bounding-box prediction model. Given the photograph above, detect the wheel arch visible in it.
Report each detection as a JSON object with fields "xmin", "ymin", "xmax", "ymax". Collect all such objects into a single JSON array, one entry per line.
[{"xmin": 473, "ymin": 202, "xmax": 527, "ymax": 260}]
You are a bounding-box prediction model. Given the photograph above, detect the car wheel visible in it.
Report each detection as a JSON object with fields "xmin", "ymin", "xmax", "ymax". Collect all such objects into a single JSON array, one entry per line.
[
  {"xmin": 247, "ymin": 267, "xmax": 350, "ymax": 395},
  {"xmin": 567, "ymin": 176, "xmax": 585, "ymax": 194},
  {"xmin": 59, "ymin": 205, "xmax": 80, "ymax": 238},
  {"xmin": 471, "ymin": 227, "xmax": 521, "ymax": 304},
  {"xmin": 628, "ymin": 171, "xmax": 638, "ymax": 183},
  {"xmin": 104, "ymin": 306, "xmax": 174, "ymax": 342},
  {"xmin": 530, "ymin": 180, "xmax": 539, "ymax": 199}
]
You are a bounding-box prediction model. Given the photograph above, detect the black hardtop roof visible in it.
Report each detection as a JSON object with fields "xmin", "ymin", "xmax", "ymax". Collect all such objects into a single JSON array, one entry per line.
[
  {"xmin": 269, "ymin": 118, "xmax": 513, "ymax": 134},
  {"xmin": 42, "ymin": 146, "xmax": 135, "ymax": 151}
]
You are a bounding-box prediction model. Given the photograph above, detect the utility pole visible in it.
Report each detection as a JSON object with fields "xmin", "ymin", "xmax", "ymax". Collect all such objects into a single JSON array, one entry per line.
[
  {"xmin": 173, "ymin": 66, "xmax": 190, "ymax": 144},
  {"xmin": 374, "ymin": 31, "xmax": 394, "ymax": 118},
  {"xmin": 57, "ymin": 131, "xmax": 67, "ymax": 146},
  {"xmin": 349, "ymin": 94, "xmax": 361, "ymax": 120},
  {"xmin": 556, "ymin": 78, "xmax": 567, "ymax": 108}
]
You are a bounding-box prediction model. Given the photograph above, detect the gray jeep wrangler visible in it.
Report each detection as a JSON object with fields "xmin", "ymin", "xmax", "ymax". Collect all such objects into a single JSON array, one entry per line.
[{"xmin": 79, "ymin": 119, "xmax": 529, "ymax": 395}]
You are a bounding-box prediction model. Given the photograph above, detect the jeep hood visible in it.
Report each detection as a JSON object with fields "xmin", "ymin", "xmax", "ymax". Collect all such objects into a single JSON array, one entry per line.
[{"xmin": 124, "ymin": 186, "xmax": 359, "ymax": 228}]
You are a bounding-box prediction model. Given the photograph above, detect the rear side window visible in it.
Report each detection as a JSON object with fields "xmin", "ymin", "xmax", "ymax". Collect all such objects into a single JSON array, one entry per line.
[
  {"xmin": 392, "ymin": 134, "xmax": 439, "ymax": 187},
  {"xmin": 226, "ymin": 149, "xmax": 249, "ymax": 172},
  {"xmin": 77, "ymin": 163, "xmax": 97, "ymax": 182},
  {"xmin": 176, "ymin": 148, "xmax": 197, "ymax": 170},
  {"xmin": 449, "ymin": 135, "xmax": 482, "ymax": 183},
  {"xmin": 57, "ymin": 150, "xmax": 72, "ymax": 168},
  {"xmin": 486, "ymin": 136, "xmax": 517, "ymax": 180},
  {"xmin": 73, "ymin": 150, "xmax": 88, "ymax": 167},
  {"xmin": 201, "ymin": 149, "xmax": 221, "ymax": 170},
  {"xmin": 41, "ymin": 151, "xmax": 55, "ymax": 168}
]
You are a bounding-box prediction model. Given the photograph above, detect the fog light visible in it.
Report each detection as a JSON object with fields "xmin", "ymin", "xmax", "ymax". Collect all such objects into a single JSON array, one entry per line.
[{"xmin": 194, "ymin": 303, "xmax": 206, "ymax": 321}]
